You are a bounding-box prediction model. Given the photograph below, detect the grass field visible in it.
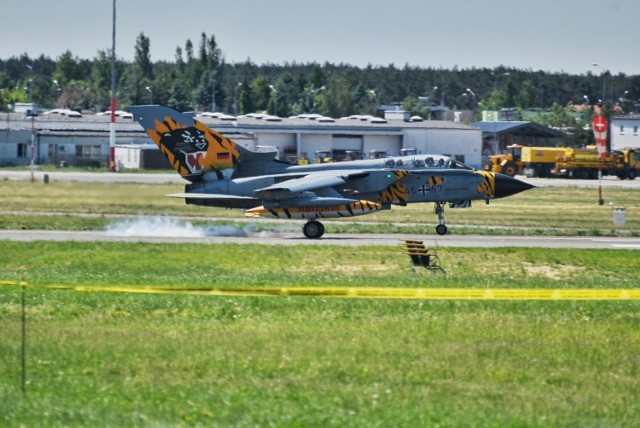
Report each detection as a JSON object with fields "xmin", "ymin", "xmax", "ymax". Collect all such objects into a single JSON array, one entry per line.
[
  {"xmin": 0, "ymin": 179, "xmax": 639, "ymax": 235},
  {"xmin": 1, "ymin": 242, "xmax": 640, "ymax": 426},
  {"xmin": 1, "ymin": 176, "xmax": 639, "ymax": 425}
]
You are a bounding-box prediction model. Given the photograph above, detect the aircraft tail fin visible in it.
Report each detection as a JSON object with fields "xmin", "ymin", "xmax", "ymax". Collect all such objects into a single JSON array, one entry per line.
[{"xmin": 129, "ymin": 105, "xmax": 243, "ymax": 182}]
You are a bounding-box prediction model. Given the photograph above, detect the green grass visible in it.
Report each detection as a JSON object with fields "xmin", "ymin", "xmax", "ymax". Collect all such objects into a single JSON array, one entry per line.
[
  {"xmin": 1, "ymin": 242, "xmax": 640, "ymax": 426},
  {"xmin": 1, "ymin": 164, "xmax": 174, "ymax": 174},
  {"xmin": 1, "ymin": 180, "xmax": 639, "ymax": 235}
]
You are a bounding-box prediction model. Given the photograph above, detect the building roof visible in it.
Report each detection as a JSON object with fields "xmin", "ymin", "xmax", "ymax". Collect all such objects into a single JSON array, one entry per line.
[
  {"xmin": 611, "ymin": 115, "xmax": 640, "ymax": 122},
  {"xmin": 471, "ymin": 121, "xmax": 566, "ymax": 139},
  {"xmin": 0, "ymin": 112, "xmax": 479, "ymax": 136}
]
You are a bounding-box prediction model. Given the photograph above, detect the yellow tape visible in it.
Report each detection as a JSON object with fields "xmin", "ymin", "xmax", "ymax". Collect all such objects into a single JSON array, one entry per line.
[{"xmin": 2, "ymin": 280, "xmax": 640, "ymax": 300}]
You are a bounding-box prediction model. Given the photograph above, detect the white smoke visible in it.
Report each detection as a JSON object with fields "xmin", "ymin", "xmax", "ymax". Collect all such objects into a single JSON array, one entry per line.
[{"xmin": 105, "ymin": 216, "xmax": 254, "ymax": 238}]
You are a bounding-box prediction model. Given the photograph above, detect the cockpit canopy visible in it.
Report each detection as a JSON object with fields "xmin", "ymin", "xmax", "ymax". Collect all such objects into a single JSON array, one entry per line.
[{"xmin": 384, "ymin": 155, "xmax": 473, "ymax": 170}]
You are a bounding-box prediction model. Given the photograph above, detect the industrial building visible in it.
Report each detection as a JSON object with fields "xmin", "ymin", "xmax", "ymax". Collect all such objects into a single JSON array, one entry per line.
[{"xmin": 0, "ymin": 110, "xmax": 485, "ymax": 169}]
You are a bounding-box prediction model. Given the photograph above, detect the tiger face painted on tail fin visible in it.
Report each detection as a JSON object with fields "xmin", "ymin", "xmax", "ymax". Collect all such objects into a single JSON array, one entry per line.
[{"xmin": 130, "ymin": 105, "xmax": 241, "ymax": 181}]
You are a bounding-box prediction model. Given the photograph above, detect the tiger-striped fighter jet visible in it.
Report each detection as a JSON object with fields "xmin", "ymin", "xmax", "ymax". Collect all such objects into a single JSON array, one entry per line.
[{"xmin": 130, "ymin": 105, "xmax": 533, "ymax": 239}]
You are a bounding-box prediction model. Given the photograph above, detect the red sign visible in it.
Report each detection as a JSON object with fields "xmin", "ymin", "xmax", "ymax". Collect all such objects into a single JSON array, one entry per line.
[{"xmin": 592, "ymin": 116, "xmax": 607, "ymax": 159}]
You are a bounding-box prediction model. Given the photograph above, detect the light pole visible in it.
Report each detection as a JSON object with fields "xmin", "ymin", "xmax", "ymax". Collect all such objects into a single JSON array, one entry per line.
[
  {"xmin": 233, "ymin": 82, "xmax": 242, "ymax": 115},
  {"xmin": 24, "ymin": 65, "xmax": 33, "ymax": 104},
  {"xmin": 311, "ymin": 85, "xmax": 326, "ymax": 113},
  {"xmin": 29, "ymin": 109, "xmax": 36, "ymax": 183},
  {"xmin": 269, "ymin": 85, "xmax": 278, "ymax": 116},
  {"xmin": 145, "ymin": 86, "xmax": 152, "ymax": 103},
  {"xmin": 466, "ymin": 88, "xmax": 476, "ymax": 118},
  {"xmin": 489, "ymin": 71, "xmax": 510, "ymax": 137},
  {"xmin": 619, "ymin": 92, "xmax": 640, "ymax": 114},
  {"xmin": 491, "ymin": 71, "xmax": 510, "ymax": 111},
  {"xmin": 309, "ymin": 85, "xmax": 328, "ymax": 113},
  {"xmin": 592, "ymin": 63, "xmax": 607, "ymax": 103},
  {"xmin": 211, "ymin": 71, "xmax": 217, "ymax": 112},
  {"xmin": 428, "ymin": 86, "xmax": 438, "ymax": 120}
]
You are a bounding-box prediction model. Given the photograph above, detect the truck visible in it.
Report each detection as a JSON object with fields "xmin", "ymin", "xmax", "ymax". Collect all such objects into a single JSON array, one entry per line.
[
  {"xmin": 552, "ymin": 148, "xmax": 639, "ymax": 180},
  {"xmin": 486, "ymin": 145, "xmax": 566, "ymax": 177}
]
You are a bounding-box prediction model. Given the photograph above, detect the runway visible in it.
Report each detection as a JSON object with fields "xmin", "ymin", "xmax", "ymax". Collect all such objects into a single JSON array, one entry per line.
[
  {"xmin": 1, "ymin": 170, "xmax": 638, "ymax": 249},
  {"xmin": 1, "ymin": 229, "xmax": 639, "ymax": 249}
]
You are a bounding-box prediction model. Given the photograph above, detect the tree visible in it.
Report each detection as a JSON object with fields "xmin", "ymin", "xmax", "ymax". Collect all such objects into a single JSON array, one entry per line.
[
  {"xmin": 238, "ymin": 78, "xmax": 256, "ymax": 114},
  {"xmin": 514, "ymin": 80, "xmax": 536, "ymax": 109},
  {"xmin": 57, "ymin": 80, "xmax": 89, "ymax": 110},
  {"xmin": 309, "ymin": 65, "xmax": 326, "ymax": 89},
  {"xmin": 250, "ymin": 76, "xmax": 271, "ymax": 112},
  {"xmin": 194, "ymin": 33, "xmax": 223, "ymax": 111},
  {"xmin": 322, "ymin": 74, "xmax": 354, "ymax": 118},
  {"xmin": 194, "ymin": 69, "xmax": 214, "ymax": 109},
  {"xmin": 0, "ymin": 87, "xmax": 27, "ymax": 111},
  {"xmin": 174, "ymin": 47, "xmax": 185, "ymax": 75},
  {"xmin": 168, "ymin": 79, "xmax": 191, "ymax": 112},
  {"xmin": 134, "ymin": 33, "xmax": 153, "ymax": 80},
  {"xmin": 52, "ymin": 50, "xmax": 84, "ymax": 86},
  {"xmin": 151, "ymin": 63, "xmax": 175, "ymax": 106},
  {"xmin": 87, "ymin": 49, "xmax": 124, "ymax": 111},
  {"xmin": 119, "ymin": 33, "xmax": 154, "ymax": 106}
]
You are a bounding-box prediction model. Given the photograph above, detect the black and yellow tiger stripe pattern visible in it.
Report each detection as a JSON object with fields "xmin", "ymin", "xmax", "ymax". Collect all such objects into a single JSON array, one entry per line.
[
  {"xmin": 475, "ymin": 171, "xmax": 496, "ymax": 197},
  {"xmin": 378, "ymin": 170, "xmax": 410, "ymax": 204}
]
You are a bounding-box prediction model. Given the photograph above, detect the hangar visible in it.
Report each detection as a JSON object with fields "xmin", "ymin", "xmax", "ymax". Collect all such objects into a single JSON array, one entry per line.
[
  {"xmin": 0, "ymin": 110, "xmax": 484, "ymax": 169},
  {"xmin": 472, "ymin": 120, "xmax": 567, "ymax": 164}
]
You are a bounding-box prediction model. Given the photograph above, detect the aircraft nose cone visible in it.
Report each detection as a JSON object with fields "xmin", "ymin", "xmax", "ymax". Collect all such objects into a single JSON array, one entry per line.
[{"xmin": 494, "ymin": 173, "xmax": 535, "ymax": 198}]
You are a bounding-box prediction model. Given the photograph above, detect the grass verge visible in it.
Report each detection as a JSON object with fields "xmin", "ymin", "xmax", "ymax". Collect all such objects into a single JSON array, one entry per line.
[
  {"xmin": 1, "ymin": 241, "xmax": 639, "ymax": 426},
  {"xmin": 1, "ymin": 180, "xmax": 639, "ymax": 235}
]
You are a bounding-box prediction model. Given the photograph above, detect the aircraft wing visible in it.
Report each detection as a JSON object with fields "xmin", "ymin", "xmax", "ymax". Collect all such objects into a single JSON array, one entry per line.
[{"xmin": 255, "ymin": 170, "xmax": 368, "ymax": 199}]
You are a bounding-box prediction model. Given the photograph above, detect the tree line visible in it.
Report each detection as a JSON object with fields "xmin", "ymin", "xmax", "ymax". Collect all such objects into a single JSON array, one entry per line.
[{"xmin": 1, "ymin": 31, "xmax": 639, "ymax": 129}]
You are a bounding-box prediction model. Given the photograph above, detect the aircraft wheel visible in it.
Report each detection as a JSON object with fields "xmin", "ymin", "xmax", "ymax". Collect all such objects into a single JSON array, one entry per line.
[
  {"xmin": 435, "ymin": 224, "xmax": 448, "ymax": 236},
  {"xmin": 503, "ymin": 161, "xmax": 518, "ymax": 177},
  {"xmin": 576, "ymin": 169, "xmax": 589, "ymax": 180},
  {"xmin": 303, "ymin": 221, "xmax": 325, "ymax": 239}
]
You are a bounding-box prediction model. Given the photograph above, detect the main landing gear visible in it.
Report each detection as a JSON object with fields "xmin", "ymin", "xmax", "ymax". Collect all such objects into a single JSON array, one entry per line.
[
  {"xmin": 303, "ymin": 220, "xmax": 325, "ymax": 239},
  {"xmin": 434, "ymin": 202, "xmax": 448, "ymax": 236}
]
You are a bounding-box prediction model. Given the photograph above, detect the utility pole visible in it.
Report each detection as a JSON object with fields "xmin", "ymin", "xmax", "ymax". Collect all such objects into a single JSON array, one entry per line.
[
  {"xmin": 29, "ymin": 111, "xmax": 35, "ymax": 183},
  {"xmin": 109, "ymin": 0, "xmax": 117, "ymax": 172}
]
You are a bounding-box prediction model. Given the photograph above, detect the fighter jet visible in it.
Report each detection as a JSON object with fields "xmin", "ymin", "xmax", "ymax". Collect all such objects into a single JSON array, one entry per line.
[{"xmin": 130, "ymin": 105, "xmax": 533, "ymax": 239}]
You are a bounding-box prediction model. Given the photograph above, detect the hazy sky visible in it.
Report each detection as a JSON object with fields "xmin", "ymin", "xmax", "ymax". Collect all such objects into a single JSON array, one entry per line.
[{"xmin": 2, "ymin": 0, "xmax": 639, "ymax": 75}]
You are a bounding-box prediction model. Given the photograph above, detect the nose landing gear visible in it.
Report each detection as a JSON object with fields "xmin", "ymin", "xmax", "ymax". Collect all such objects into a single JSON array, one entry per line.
[{"xmin": 434, "ymin": 202, "xmax": 448, "ymax": 235}]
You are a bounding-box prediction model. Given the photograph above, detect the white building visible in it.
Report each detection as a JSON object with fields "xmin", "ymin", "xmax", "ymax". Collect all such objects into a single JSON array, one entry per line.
[
  {"xmin": 610, "ymin": 115, "xmax": 640, "ymax": 151},
  {"xmin": 0, "ymin": 111, "xmax": 484, "ymax": 169},
  {"xmin": 200, "ymin": 113, "xmax": 483, "ymax": 168}
]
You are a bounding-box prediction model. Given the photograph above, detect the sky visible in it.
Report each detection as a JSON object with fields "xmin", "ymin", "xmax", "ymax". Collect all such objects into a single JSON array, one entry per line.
[{"xmin": 2, "ymin": 0, "xmax": 639, "ymax": 76}]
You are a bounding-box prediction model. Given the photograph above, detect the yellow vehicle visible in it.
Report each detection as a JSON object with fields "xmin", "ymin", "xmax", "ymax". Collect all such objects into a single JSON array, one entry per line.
[
  {"xmin": 487, "ymin": 145, "xmax": 565, "ymax": 177},
  {"xmin": 552, "ymin": 148, "xmax": 639, "ymax": 180},
  {"xmin": 314, "ymin": 150, "xmax": 333, "ymax": 163}
]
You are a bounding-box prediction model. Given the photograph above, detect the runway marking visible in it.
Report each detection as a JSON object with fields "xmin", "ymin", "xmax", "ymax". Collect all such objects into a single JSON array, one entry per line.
[
  {"xmin": 2, "ymin": 281, "xmax": 640, "ymax": 300},
  {"xmin": 612, "ymin": 244, "xmax": 640, "ymax": 249}
]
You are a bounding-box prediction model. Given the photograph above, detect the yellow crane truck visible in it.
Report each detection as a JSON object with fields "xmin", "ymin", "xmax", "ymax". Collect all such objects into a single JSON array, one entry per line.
[
  {"xmin": 487, "ymin": 145, "xmax": 566, "ymax": 177},
  {"xmin": 552, "ymin": 148, "xmax": 639, "ymax": 180}
]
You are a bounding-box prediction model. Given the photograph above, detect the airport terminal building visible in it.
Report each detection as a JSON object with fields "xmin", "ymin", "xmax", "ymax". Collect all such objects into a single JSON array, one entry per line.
[{"xmin": 0, "ymin": 110, "xmax": 484, "ymax": 169}]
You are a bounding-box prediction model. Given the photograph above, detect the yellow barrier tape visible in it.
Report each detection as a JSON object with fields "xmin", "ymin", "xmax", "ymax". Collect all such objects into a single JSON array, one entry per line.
[{"xmin": 2, "ymin": 280, "xmax": 640, "ymax": 300}]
